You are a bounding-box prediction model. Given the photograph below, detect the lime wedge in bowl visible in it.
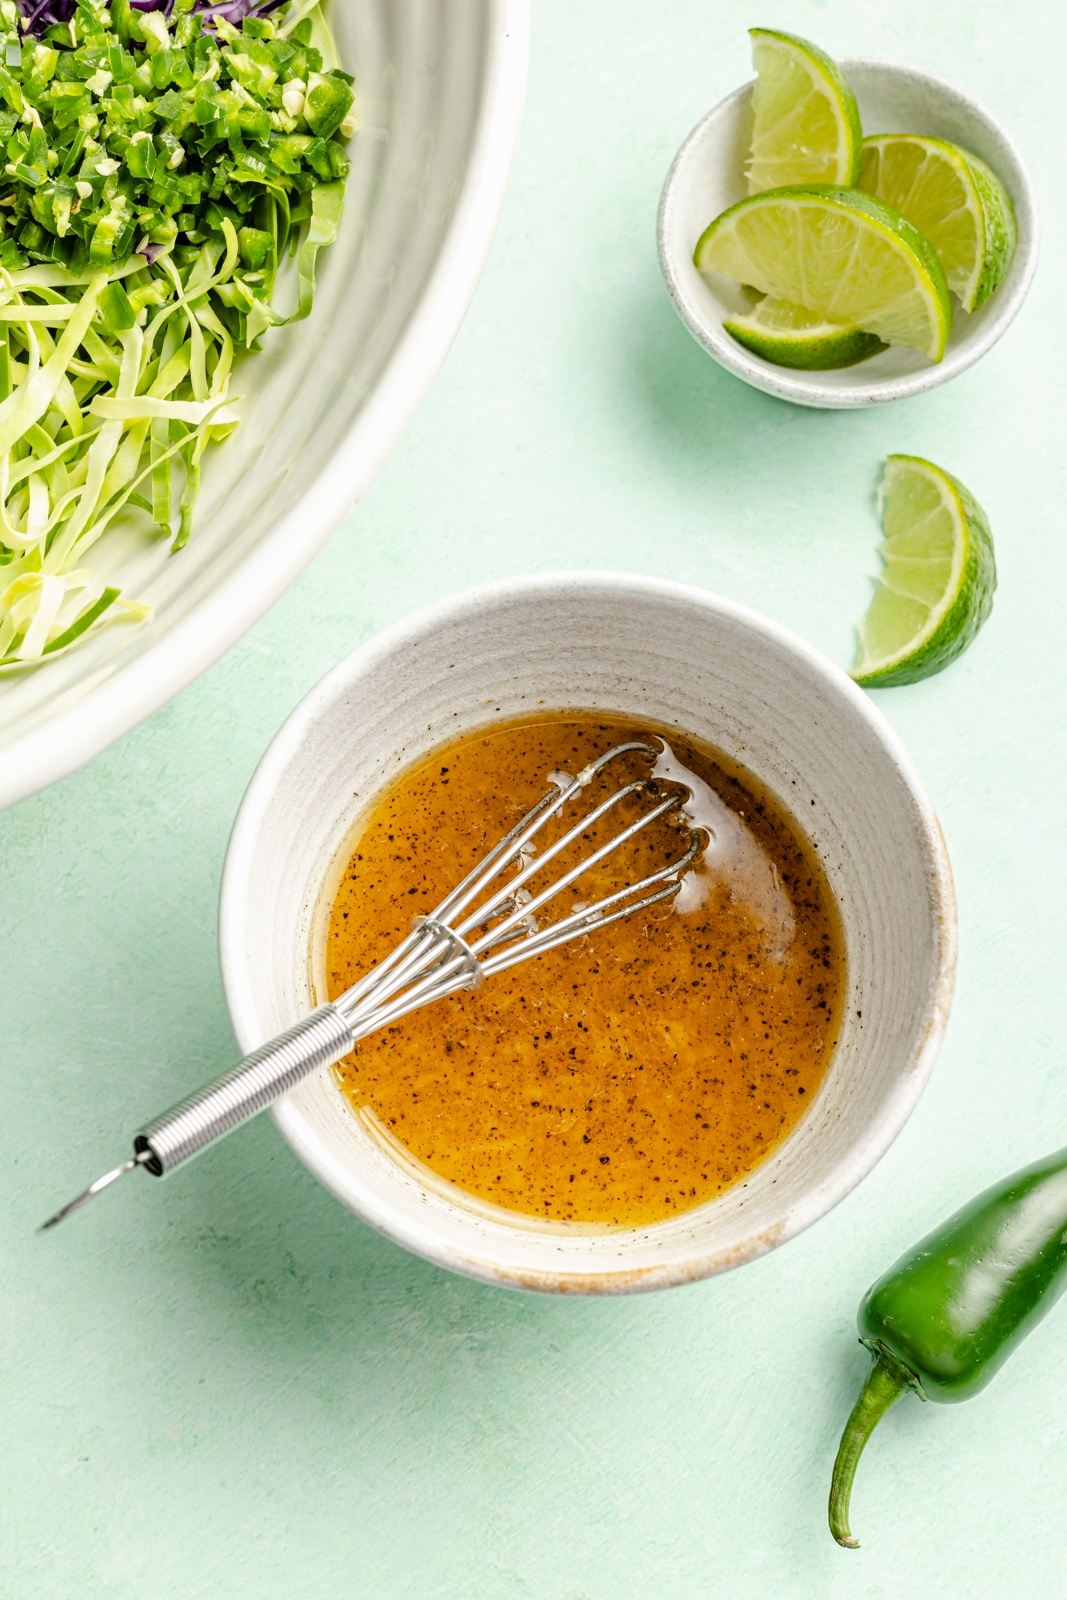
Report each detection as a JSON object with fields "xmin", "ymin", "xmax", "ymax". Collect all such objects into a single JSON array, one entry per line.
[
  {"xmin": 860, "ymin": 134, "xmax": 1018, "ymax": 312},
  {"xmin": 695, "ymin": 187, "xmax": 952, "ymax": 361},
  {"xmin": 852, "ymin": 455, "xmax": 996, "ymax": 688},
  {"xmin": 747, "ymin": 28, "xmax": 862, "ymax": 192},
  {"xmin": 723, "ymin": 297, "xmax": 886, "ymax": 369}
]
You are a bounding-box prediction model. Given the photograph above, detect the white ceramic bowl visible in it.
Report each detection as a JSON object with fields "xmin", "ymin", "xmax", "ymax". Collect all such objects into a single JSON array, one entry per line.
[
  {"xmin": 658, "ymin": 58, "xmax": 1039, "ymax": 409},
  {"xmin": 219, "ymin": 572, "xmax": 957, "ymax": 1294},
  {"xmin": 0, "ymin": 0, "xmax": 529, "ymax": 813}
]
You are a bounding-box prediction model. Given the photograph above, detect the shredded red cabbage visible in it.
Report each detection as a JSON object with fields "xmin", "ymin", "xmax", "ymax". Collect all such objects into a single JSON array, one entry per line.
[{"xmin": 17, "ymin": 0, "xmax": 286, "ymax": 36}]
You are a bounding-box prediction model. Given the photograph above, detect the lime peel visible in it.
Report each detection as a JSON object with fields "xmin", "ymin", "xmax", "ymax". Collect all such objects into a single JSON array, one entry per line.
[
  {"xmin": 722, "ymin": 296, "xmax": 886, "ymax": 370},
  {"xmin": 860, "ymin": 134, "xmax": 1018, "ymax": 314},
  {"xmin": 747, "ymin": 28, "xmax": 862, "ymax": 193},
  {"xmin": 695, "ymin": 186, "xmax": 953, "ymax": 362},
  {"xmin": 852, "ymin": 454, "xmax": 996, "ymax": 688}
]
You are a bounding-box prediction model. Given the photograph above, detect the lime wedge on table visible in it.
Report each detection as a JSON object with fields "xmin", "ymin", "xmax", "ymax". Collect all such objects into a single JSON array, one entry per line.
[
  {"xmin": 722, "ymin": 296, "xmax": 886, "ymax": 369},
  {"xmin": 860, "ymin": 134, "xmax": 1018, "ymax": 313},
  {"xmin": 694, "ymin": 187, "xmax": 952, "ymax": 361},
  {"xmin": 747, "ymin": 28, "xmax": 862, "ymax": 193},
  {"xmin": 852, "ymin": 455, "xmax": 996, "ymax": 688}
]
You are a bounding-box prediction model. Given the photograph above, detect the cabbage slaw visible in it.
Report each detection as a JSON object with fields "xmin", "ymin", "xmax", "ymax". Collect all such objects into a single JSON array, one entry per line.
[{"xmin": 0, "ymin": 0, "xmax": 352, "ymax": 668}]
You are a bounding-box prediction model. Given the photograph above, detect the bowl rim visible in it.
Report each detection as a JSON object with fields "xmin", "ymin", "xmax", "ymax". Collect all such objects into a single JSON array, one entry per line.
[
  {"xmin": 657, "ymin": 54, "xmax": 1041, "ymax": 410},
  {"xmin": 219, "ymin": 570, "xmax": 958, "ymax": 1293},
  {"xmin": 0, "ymin": 0, "xmax": 531, "ymax": 815}
]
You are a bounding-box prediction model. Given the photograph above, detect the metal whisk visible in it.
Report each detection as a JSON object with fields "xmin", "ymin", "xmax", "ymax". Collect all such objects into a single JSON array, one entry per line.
[{"xmin": 42, "ymin": 742, "xmax": 699, "ymax": 1229}]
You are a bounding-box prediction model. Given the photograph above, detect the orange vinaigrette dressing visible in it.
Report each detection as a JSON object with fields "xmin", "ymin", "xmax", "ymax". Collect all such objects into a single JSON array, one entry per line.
[{"xmin": 324, "ymin": 715, "xmax": 844, "ymax": 1228}]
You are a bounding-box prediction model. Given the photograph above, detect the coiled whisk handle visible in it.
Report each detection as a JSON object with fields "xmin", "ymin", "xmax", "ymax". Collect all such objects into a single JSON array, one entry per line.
[
  {"xmin": 136, "ymin": 1004, "xmax": 356, "ymax": 1174},
  {"xmin": 38, "ymin": 1006, "xmax": 357, "ymax": 1228}
]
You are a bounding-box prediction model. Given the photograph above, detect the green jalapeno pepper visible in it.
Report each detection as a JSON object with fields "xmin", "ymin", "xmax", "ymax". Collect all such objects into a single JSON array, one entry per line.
[{"xmin": 829, "ymin": 1144, "xmax": 1067, "ymax": 1547}]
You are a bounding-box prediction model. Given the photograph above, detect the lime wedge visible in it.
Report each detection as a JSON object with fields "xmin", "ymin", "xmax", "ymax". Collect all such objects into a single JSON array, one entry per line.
[
  {"xmin": 723, "ymin": 296, "xmax": 886, "ymax": 369},
  {"xmin": 859, "ymin": 134, "xmax": 1018, "ymax": 313},
  {"xmin": 747, "ymin": 28, "xmax": 862, "ymax": 193},
  {"xmin": 694, "ymin": 187, "xmax": 952, "ymax": 361},
  {"xmin": 852, "ymin": 455, "xmax": 996, "ymax": 687}
]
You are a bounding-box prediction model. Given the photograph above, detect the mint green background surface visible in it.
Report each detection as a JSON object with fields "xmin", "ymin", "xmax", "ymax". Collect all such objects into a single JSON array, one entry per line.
[{"xmin": 3, "ymin": 3, "xmax": 1065, "ymax": 1595}]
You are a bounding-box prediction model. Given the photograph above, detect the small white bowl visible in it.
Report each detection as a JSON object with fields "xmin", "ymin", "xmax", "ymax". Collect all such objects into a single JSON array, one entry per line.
[
  {"xmin": 658, "ymin": 58, "xmax": 1039, "ymax": 409},
  {"xmin": 219, "ymin": 573, "xmax": 956, "ymax": 1294}
]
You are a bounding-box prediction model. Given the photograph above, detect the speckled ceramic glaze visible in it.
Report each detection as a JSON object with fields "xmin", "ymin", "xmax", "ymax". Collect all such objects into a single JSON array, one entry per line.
[
  {"xmin": 658, "ymin": 58, "xmax": 1039, "ymax": 408},
  {"xmin": 0, "ymin": 0, "xmax": 529, "ymax": 812},
  {"xmin": 219, "ymin": 573, "xmax": 957, "ymax": 1293}
]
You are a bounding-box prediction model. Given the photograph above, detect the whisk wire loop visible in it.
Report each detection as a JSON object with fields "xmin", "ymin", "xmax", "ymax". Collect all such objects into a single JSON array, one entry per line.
[{"xmin": 466, "ymin": 787, "xmax": 685, "ymax": 952}]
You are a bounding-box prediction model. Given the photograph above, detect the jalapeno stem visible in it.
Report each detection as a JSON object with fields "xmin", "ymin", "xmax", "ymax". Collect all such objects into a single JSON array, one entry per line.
[{"xmin": 829, "ymin": 1347, "xmax": 915, "ymax": 1547}]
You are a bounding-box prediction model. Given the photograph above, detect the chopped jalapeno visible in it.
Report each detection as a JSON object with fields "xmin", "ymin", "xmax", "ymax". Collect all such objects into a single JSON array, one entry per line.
[{"xmin": 0, "ymin": 0, "xmax": 351, "ymax": 666}]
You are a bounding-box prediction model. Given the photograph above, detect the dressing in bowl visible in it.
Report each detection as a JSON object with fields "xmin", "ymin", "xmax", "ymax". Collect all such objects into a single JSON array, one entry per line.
[{"xmin": 324, "ymin": 712, "xmax": 844, "ymax": 1229}]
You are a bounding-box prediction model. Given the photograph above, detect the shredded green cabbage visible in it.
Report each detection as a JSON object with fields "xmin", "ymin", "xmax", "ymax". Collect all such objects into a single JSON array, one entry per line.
[{"xmin": 0, "ymin": 0, "xmax": 351, "ymax": 667}]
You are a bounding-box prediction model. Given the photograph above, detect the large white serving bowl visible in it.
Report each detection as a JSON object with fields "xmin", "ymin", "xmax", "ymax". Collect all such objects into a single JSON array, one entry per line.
[
  {"xmin": 0, "ymin": 0, "xmax": 529, "ymax": 812},
  {"xmin": 219, "ymin": 572, "xmax": 957, "ymax": 1295},
  {"xmin": 658, "ymin": 58, "xmax": 1039, "ymax": 408}
]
